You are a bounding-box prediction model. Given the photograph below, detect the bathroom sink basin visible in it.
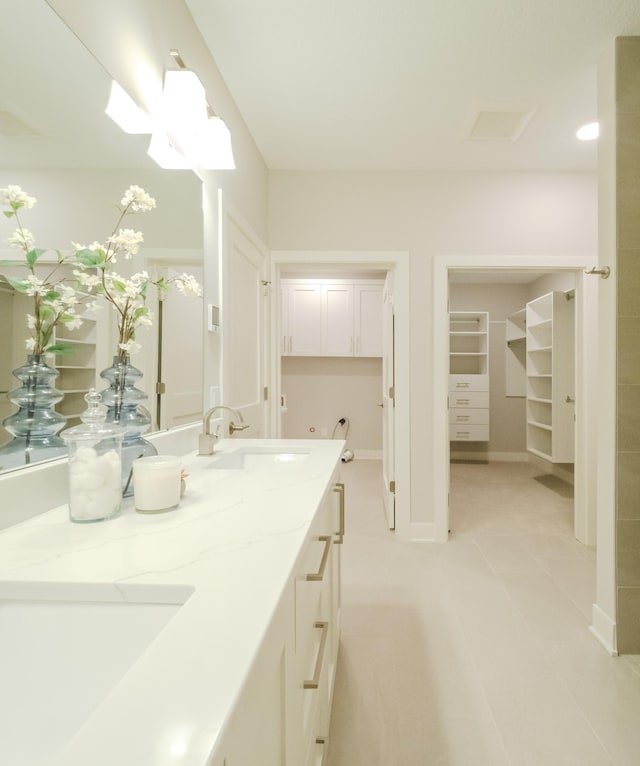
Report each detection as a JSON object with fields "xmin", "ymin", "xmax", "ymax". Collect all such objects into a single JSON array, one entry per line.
[
  {"xmin": 207, "ymin": 445, "xmax": 311, "ymax": 470},
  {"xmin": 0, "ymin": 583, "xmax": 189, "ymax": 764}
]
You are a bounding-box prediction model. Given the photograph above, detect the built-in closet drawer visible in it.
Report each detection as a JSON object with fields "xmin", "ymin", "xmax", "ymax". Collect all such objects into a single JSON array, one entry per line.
[
  {"xmin": 449, "ymin": 391, "xmax": 489, "ymax": 409},
  {"xmin": 449, "ymin": 408, "xmax": 489, "ymax": 425},
  {"xmin": 449, "ymin": 374, "xmax": 489, "ymax": 392},
  {"xmin": 449, "ymin": 424, "xmax": 490, "ymax": 441}
]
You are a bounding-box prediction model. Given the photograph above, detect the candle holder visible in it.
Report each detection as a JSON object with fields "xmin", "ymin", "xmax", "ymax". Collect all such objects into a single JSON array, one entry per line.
[{"xmin": 132, "ymin": 455, "xmax": 182, "ymax": 514}]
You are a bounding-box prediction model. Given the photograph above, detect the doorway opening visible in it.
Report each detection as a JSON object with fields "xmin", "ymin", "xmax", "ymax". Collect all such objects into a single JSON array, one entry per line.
[
  {"xmin": 269, "ymin": 250, "xmax": 410, "ymax": 537},
  {"xmin": 447, "ymin": 267, "xmax": 579, "ymax": 541}
]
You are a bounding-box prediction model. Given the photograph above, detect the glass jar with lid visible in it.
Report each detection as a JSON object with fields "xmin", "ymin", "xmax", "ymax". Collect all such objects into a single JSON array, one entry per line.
[{"xmin": 62, "ymin": 389, "xmax": 123, "ymax": 523}]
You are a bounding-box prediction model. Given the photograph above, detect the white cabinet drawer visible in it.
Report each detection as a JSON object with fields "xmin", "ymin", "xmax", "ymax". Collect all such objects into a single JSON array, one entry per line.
[
  {"xmin": 449, "ymin": 374, "xmax": 489, "ymax": 391},
  {"xmin": 449, "ymin": 391, "xmax": 489, "ymax": 408},
  {"xmin": 449, "ymin": 408, "xmax": 490, "ymax": 425},
  {"xmin": 450, "ymin": 424, "xmax": 490, "ymax": 441}
]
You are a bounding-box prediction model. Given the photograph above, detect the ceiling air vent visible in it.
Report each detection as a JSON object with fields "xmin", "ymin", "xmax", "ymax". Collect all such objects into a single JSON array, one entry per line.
[{"xmin": 466, "ymin": 102, "xmax": 538, "ymax": 141}]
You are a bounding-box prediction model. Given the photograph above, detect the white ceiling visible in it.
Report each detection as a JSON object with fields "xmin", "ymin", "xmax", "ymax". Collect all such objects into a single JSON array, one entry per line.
[{"xmin": 185, "ymin": 0, "xmax": 640, "ymax": 172}]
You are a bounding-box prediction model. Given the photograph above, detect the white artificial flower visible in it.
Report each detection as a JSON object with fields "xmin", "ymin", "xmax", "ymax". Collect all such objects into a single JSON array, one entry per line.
[
  {"xmin": 120, "ymin": 186, "xmax": 156, "ymax": 213},
  {"xmin": 73, "ymin": 270, "xmax": 101, "ymax": 289},
  {"xmin": 59, "ymin": 285, "xmax": 78, "ymax": 305},
  {"xmin": 66, "ymin": 316, "xmax": 83, "ymax": 331},
  {"xmin": 25, "ymin": 337, "xmax": 36, "ymax": 352},
  {"xmin": 72, "ymin": 240, "xmax": 103, "ymax": 253},
  {"xmin": 85, "ymin": 300, "xmax": 102, "ymax": 313},
  {"xmin": 119, "ymin": 340, "xmax": 141, "ymax": 355},
  {"xmin": 137, "ymin": 311, "xmax": 153, "ymax": 327},
  {"xmin": 174, "ymin": 273, "xmax": 203, "ymax": 297},
  {"xmin": 7, "ymin": 228, "xmax": 35, "ymax": 251},
  {"xmin": 26, "ymin": 314, "xmax": 36, "ymax": 329},
  {"xmin": 25, "ymin": 274, "xmax": 44, "ymax": 296},
  {"xmin": 1, "ymin": 185, "xmax": 36, "ymax": 208},
  {"xmin": 108, "ymin": 228, "xmax": 144, "ymax": 258}
]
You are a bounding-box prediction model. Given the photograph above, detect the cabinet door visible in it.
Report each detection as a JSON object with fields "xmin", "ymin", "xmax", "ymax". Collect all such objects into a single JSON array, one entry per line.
[
  {"xmin": 219, "ymin": 605, "xmax": 289, "ymax": 766},
  {"xmin": 286, "ymin": 283, "xmax": 323, "ymax": 356},
  {"xmin": 323, "ymin": 284, "xmax": 354, "ymax": 356},
  {"xmin": 354, "ymin": 284, "xmax": 383, "ymax": 356}
]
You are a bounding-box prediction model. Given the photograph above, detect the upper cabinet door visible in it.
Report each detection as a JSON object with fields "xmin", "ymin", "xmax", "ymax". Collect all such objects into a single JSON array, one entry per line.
[
  {"xmin": 286, "ymin": 283, "xmax": 323, "ymax": 355},
  {"xmin": 354, "ymin": 283, "xmax": 383, "ymax": 357},
  {"xmin": 323, "ymin": 284, "xmax": 354, "ymax": 356}
]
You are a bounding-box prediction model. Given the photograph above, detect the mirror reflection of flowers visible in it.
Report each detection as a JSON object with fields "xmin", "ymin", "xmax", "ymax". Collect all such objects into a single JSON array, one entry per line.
[
  {"xmin": 72, "ymin": 186, "xmax": 203, "ymax": 361},
  {"xmin": 0, "ymin": 185, "xmax": 99, "ymax": 356}
]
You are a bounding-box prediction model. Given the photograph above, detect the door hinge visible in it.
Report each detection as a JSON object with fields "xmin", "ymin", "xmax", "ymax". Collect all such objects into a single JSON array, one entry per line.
[
  {"xmin": 263, "ymin": 386, "xmax": 269, "ymax": 401},
  {"xmin": 156, "ymin": 381, "xmax": 166, "ymax": 395},
  {"xmin": 388, "ymin": 386, "xmax": 395, "ymax": 401},
  {"xmin": 389, "ymin": 480, "xmax": 396, "ymax": 494},
  {"xmin": 261, "ymin": 279, "xmax": 271, "ymax": 297}
]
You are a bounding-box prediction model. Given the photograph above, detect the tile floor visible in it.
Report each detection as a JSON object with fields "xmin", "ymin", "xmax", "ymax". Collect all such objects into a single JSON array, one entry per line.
[{"xmin": 326, "ymin": 459, "xmax": 640, "ymax": 766}]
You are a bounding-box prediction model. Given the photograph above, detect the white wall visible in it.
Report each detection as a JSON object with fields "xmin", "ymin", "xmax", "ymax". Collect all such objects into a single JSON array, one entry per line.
[
  {"xmin": 269, "ymin": 171, "xmax": 598, "ymax": 524},
  {"xmin": 281, "ymin": 356, "xmax": 382, "ymax": 452}
]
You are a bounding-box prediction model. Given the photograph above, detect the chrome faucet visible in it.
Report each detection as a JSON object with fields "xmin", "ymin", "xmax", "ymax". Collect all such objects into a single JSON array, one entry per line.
[{"xmin": 198, "ymin": 405, "xmax": 249, "ymax": 455}]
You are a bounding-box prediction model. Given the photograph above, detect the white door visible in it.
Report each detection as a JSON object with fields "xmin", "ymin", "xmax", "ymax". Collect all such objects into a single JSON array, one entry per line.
[
  {"xmin": 381, "ymin": 271, "xmax": 396, "ymax": 528},
  {"xmin": 219, "ymin": 192, "xmax": 269, "ymax": 437}
]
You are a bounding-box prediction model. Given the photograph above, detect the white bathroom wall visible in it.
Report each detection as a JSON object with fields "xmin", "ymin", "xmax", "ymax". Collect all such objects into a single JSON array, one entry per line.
[
  {"xmin": 280, "ymin": 356, "xmax": 382, "ymax": 453},
  {"xmin": 269, "ymin": 170, "xmax": 598, "ymax": 524}
]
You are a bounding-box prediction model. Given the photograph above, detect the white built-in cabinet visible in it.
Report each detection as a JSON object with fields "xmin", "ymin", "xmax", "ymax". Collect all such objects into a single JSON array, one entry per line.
[
  {"xmin": 281, "ymin": 279, "xmax": 383, "ymax": 357},
  {"xmin": 214, "ymin": 475, "xmax": 343, "ymax": 765},
  {"xmin": 449, "ymin": 312, "xmax": 490, "ymax": 442},
  {"xmin": 525, "ymin": 291, "xmax": 575, "ymax": 463}
]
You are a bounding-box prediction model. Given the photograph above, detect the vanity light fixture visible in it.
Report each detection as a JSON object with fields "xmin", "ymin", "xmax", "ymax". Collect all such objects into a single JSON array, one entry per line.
[
  {"xmin": 576, "ymin": 121, "xmax": 599, "ymax": 141},
  {"xmin": 105, "ymin": 81, "xmax": 153, "ymax": 134},
  {"xmin": 147, "ymin": 49, "xmax": 236, "ymax": 170}
]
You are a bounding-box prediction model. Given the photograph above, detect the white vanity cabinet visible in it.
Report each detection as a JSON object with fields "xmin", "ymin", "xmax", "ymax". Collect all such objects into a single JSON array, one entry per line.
[
  {"xmin": 214, "ymin": 473, "xmax": 343, "ymax": 766},
  {"xmin": 281, "ymin": 278, "xmax": 383, "ymax": 357}
]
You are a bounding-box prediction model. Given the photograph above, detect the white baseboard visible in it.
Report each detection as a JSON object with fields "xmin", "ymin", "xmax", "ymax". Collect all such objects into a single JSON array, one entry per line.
[
  {"xmin": 450, "ymin": 451, "xmax": 529, "ymax": 463},
  {"xmin": 590, "ymin": 603, "xmax": 618, "ymax": 656},
  {"xmin": 351, "ymin": 450, "xmax": 382, "ymax": 460}
]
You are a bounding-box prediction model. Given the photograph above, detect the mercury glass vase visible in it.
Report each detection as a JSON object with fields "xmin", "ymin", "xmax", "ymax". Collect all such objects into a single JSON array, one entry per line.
[
  {"xmin": 99, "ymin": 355, "xmax": 157, "ymax": 496},
  {"xmin": 0, "ymin": 354, "xmax": 67, "ymax": 471}
]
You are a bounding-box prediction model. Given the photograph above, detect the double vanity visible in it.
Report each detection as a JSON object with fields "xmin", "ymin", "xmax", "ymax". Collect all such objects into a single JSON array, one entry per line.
[{"xmin": 0, "ymin": 438, "xmax": 345, "ymax": 766}]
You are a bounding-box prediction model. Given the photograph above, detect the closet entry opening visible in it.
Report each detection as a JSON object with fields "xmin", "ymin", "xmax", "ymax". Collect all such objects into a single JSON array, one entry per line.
[{"xmin": 447, "ymin": 267, "xmax": 581, "ymax": 540}]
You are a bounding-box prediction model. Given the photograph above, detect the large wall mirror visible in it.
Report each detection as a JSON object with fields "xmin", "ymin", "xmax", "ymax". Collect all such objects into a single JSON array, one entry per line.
[{"xmin": 0, "ymin": 0, "xmax": 204, "ymax": 474}]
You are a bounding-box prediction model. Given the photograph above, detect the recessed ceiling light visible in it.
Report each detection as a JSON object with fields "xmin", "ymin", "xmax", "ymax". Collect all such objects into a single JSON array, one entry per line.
[{"xmin": 576, "ymin": 122, "xmax": 599, "ymax": 141}]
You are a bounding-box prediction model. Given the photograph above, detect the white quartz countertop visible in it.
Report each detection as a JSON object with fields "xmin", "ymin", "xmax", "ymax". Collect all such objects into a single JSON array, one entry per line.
[{"xmin": 0, "ymin": 438, "xmax": 344, "ymax": 766}]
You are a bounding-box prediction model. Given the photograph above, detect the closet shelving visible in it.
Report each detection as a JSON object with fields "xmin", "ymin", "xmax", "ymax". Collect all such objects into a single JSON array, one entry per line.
[
  {"xmin": 449, "ymin": 312, "xmax": 488, "ymax": 375},
  {"xmin": 449, "ymin": 311, "xmax": 490, "ymax": 442},
  {"xmin": 525, "ymin": 292, "xmax": 575, "ymax": 462}
]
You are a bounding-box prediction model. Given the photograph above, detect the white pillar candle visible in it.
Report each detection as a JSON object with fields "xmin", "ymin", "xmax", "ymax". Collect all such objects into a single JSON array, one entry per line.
[{"xmin": 133, "ymin": 455, "xmax": 182, "ymax": 513}]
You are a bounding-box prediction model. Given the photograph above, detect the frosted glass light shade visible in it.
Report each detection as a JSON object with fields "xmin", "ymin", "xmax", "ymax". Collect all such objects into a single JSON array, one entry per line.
[
  {"xmin": 105, "ymin": 81, "xmax": 153, "ymax": 134},
  {"xmin": 147, "ymin": 131, "xmax": 191, "ymax": 169},
  {"xmin": 193, "ymin": 117, "xmax": 236, "ymax": 170}
]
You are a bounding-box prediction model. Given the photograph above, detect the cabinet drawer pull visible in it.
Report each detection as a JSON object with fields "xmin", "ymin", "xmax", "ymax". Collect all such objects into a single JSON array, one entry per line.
[
  {"xmin": 306, "ymin": 536, "xmax": 332, "ymax": 581},
  {"xmin": 456, "ymin": 382, "xmax": 470, "ymax": 388},
  {"xmin": 455, "ymin": 398, "xmax": 470, "ymax": 405},
  {"xmin": 333, "ymin": 482, "xmax": 345, "ymax": 544},
  {"xmin": 304, "ymin": 621, "xmax": 329, "ymax": 689},
  {"xmin": 456, "ymin": 415, "xmax": 470, "ymax": 421}
]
